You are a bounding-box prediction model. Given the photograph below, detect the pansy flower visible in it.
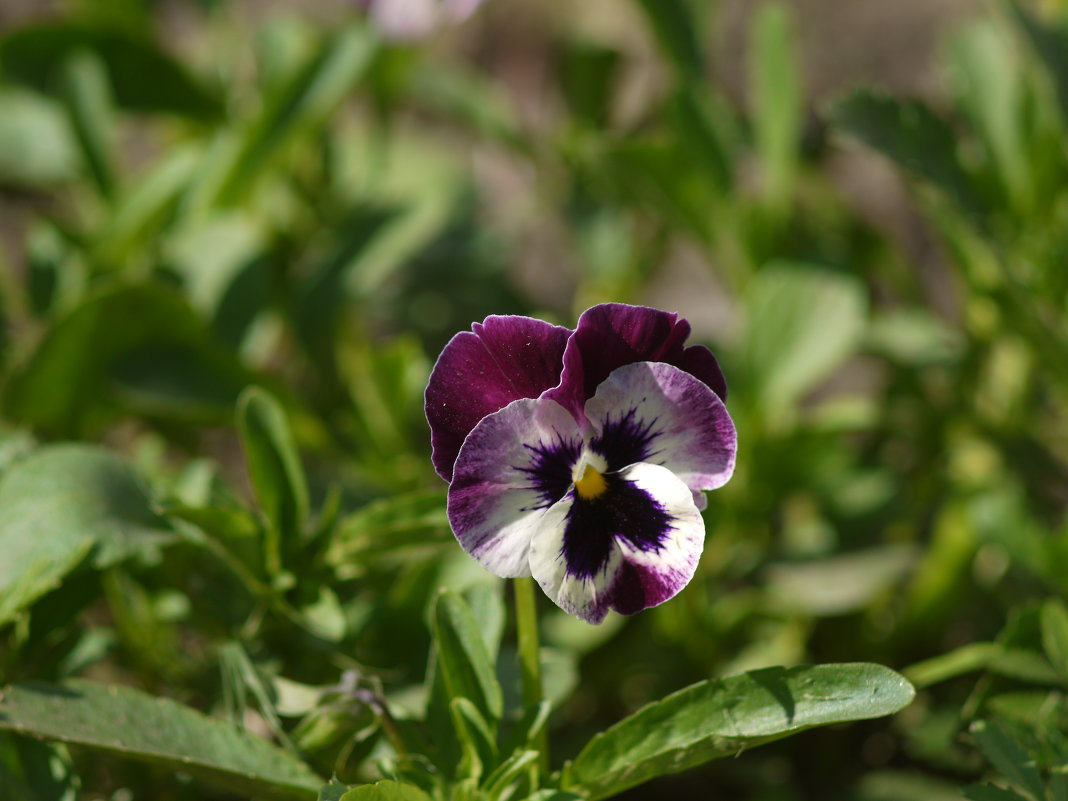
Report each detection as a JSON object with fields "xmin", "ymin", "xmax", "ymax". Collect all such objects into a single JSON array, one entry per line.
[{"xmin": 426, "ymin": 304, "xmax": 736, "ymax": 624}]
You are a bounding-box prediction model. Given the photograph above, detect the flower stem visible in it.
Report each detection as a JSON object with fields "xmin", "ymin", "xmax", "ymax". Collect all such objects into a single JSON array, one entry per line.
[{"xmin": 513, "ymin": 576, "xmax": 548, "ymax": 777}]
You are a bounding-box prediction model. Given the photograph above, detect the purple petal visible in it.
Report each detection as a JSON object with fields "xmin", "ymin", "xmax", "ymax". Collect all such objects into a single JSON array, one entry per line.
[
  {"xmin": 426, "ymin": 315, "xmax": 571, "ymax": 481},
  {"xmin": 528, "ymin": 463, "xmax": 704, "ymax": 623},
  {"xmin": 584, "ymin": 361, "xmax": 736, "ymax": 507},
  {"xmin": 546, "ymin": 303, "xmax": 727, "ymax": 421},
  {"xmin": 447, "ymin": 397, "xmax": 581, "ymax": 577}
]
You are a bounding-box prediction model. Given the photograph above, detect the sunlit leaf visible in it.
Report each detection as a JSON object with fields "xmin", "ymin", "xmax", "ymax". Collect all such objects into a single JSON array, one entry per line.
[
  {"xmin": 563, "ymin": 663, "xmax": 914, "ymax": 800},
  {"xmin": 0, "ymin": 680, "xmax": 322, "ymax": 800}
]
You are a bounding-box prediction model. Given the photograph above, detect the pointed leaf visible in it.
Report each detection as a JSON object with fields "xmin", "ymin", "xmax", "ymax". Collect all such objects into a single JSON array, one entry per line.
[
  {"xmin": 631, "ymin": 0, "xmax": 704, "ymax": 80},
  {"xmin": 0, "ymin": 680, "xmax": 321, "ymax": 800},
  {"xmin": 60, "ymin": 48, "xmax": 116, "ymax": 200},
  {"xmin": 1009, "ymin": 3, "xmax": 1068, "ymax": 127},
  {"xmin": 213, "ymin": 26, "xmax": 375, "ymax": 206},
  {"xmin": 326, "ymin": 490, "xmax": 450, "ymax": 576},
  {"xmin": 970, "ymin": 720, "xmax": 1046, "ymax": 801},
  {"xmin": 563, "ymin": 663, "xmax": 915, "ymax": 801},
  {"xmin": 432, "ymin": 590, "xmax": 503, "ymax": 723},
  {"xmin": 750, "ymin": 2, "xmax": 801, "ymax": 209},
  {"xmin": 449, "ymin": 697, "xmax": 497, "ymax": 781},
  {"xmin": 1041, "ymin": 599, "xmax": 1068, "ymax": 682},
  {"xmin": 483, "ymin": 750, "xmax": 538, "ymax": 799},
  {"xmin": 237, "ymin": 386, "xmax": 310, "ymax": 545}
]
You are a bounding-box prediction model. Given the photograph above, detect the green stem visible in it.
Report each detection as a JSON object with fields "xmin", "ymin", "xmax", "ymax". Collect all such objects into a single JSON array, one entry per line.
[{"xmin": 513, "ymin": 577, "xmax": 548, "ymax": 780}]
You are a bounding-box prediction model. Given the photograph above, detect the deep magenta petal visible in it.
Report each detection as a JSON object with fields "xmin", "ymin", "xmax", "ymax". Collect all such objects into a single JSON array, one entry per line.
[
  {"xmin": 546, "ymin": 303, "xmax": 727, "ymax": 420},
  {"xmin": 425, "ymin": 315, "xmax": 571, "ymax": 481},
  {"xmin": 679, "ymin": 344, "xmax": 728, "ymax": 401}
]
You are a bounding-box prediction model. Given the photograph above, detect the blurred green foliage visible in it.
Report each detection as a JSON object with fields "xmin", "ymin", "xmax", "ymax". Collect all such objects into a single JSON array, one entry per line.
[{"xmin": 0, "ymin": 0, "xmax": 1067, "ymax": 799}]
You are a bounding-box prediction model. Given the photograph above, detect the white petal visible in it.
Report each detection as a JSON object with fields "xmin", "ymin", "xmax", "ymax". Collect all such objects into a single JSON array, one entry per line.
[
  {"xmin": 527, "ymin": 462, "xmax": 704, "ymax": 623},
  {"xmin": 448, "ymin": 398, "xmax": 581, "ymax": 577}
]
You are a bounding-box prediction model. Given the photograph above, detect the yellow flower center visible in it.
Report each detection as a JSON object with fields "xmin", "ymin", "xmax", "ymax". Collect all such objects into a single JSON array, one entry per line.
[{"xmin": 573, "ymin": 452, "xmax": 609, "ymax": 500}]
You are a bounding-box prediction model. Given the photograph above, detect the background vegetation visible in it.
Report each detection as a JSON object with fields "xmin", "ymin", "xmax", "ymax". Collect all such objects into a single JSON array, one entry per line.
[{"xmin": 1, "ymin": 0, "xmax": 1068, "ymax": 799}]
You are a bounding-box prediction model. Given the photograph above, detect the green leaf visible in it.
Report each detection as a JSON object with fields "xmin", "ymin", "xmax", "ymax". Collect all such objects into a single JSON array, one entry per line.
[
  {"xmin": 749, "ymin": 2, "xmax": 801, "ymax": 210},
  {"xmin": 0, "ymin": 444, "xmax": 173, "ymax": 626},
  {"xmin": 563, "ymin": 663, "xmax": 915, "ymax": 801},
  {"xmin": 0, "ymin": 23, "xmax": 223, "ymax": 120},
  {"xmin": 947, "ymin": 19, "xmax": 1032, "ymax": 211},
  {"xmin": 432, "ymin": 590, "xmax": 504, "ymax": 724},
  {"xmin": 765, "ymin": 545, "xmax": 916, "ymax": 616},
  {"xmin": 0, "ymin": 733, "xmax": 79, "ymax": 801},
  {"xmin": 0, "ymin": 89, "xmax": 79, "ymax": 188},
  {"xmin": 60, "ymin": 48, "xmax": 116, "ymax": 200},
  {"xmin": 162, "ymin": 212, "xmax": 270, "ymax": 348},
  {"xmin": 631, "ymin": 0, "xmax": 704, "ymax": 81},
  {"xmin": 90, "ymin": 144, "xmax": 201, "ymax": 266},
  {"xmin": 338, "ymin": 780, "xmax": 433, "ymax": 801},
  {"xmin": 318, "ymin": 778, "xmax": 349, "ymax": 801},
  {"xmin": 970, "ymin": 720, "xmax": 1047, "ymax": 801},
  {"xmin": 904, "ymin": 643, "xmax": 1004, "ymax": 689},
  {"xmin": 499, "ymin": 701, "xmax": 550, "ymax": 763},
  {"xmin": 237, "ymin": 387, "xmax": 310, "ymax": 550},
  {"xmin": 558, "ymin": 40, "xmax": 622, "ymax": 129},
  {"xmin": 213, "ymin": 25, "xmax": 375, "ymax": 206},
  {"xmin": 293, "ymin": 204, "xmax": 399, "ymax": 364},
  {"xmin": 466, "ymin": 581, "xmax": 505, "ymax": 666},
  {"xmin": 1041, "ymin": 599, "xmax": 1068, "ymax": 682},
  {"xmin": 1010, "ymin": 2, "xmax": 1068, "ymax": 124},
  {"xmin": 0, "ymin": 680, "xmax": 322, "ymax": 800},
  {"xmin": 827, "ymin": 89, "xmax": 988, "ymax": 224},
  {"xmin": 326, "ymin": 490, "xmax": 450, "ymax": 577},
  {"xmin": 743, "ymin": 264, "xmax": 868, "ymax": 412},
  {"xmin": 449, "ymin": 697, "xmax": 498, "ymax": 781},
  {"xmin": 483, "ymin": 750, "xmax": 537, "ymax": 798},
  {"xmin": 962, "ymin": 785, "xmax": 1032, "ymax": 801},
  {"xmin": 4, "ymin": 282, "xmax": 254, "ymax": 436},
  {"xmin": 668, "ymin": 87, "xmax": 736, "ymax": 198},
  {"xmin": 411, "ymin": 64, "xmax": 524, "ymax": 149}
]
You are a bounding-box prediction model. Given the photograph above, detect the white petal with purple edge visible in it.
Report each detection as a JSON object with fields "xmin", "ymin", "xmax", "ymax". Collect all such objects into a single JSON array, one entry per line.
[
  {"xmin": 584, "ymin": 361, "xmax": 736, "ymax": 504},
  {"xmin": 527, "ymin": 462, "xmax": 704, "ymax": 624},
  {"xmin": 607, "ymin": 463, "xmax": 705, "ymax": 616},
  {"xmin": 448, "ymin": 397, "xmax": 581, "ymax": 578}
]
